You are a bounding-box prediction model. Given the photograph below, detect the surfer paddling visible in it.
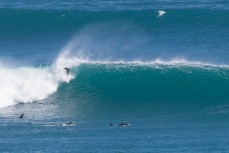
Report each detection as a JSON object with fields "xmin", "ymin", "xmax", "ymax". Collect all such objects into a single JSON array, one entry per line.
[
  {"xmin": 64, "ymin": 67, "xmax": 70, "ymax": 75},
  {"xmin": 62, "ymin": 121, "xmax": 73, "ymax": 126},
  {"xmin": 66, "ymin": 121, "xmax": 72, "ymax": 125},
  {"xmin": 119, "ymin": 120, "xmax": 130, "ymax": 127},
  {"xmin": 109, "ymin": 121, "xmax": 131, "ymax": 127}
]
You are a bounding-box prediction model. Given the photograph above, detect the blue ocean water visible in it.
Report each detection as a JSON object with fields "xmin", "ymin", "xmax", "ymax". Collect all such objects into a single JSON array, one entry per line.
[{"xmin": 1, "ymin": 1, "xmax": 229, "ymax": 152}]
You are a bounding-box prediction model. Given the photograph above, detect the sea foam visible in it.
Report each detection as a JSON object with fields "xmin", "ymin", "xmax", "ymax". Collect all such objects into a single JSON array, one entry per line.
[{"xmin": 0, "ymin": 52, "xmax": 76, "ymax": 108}]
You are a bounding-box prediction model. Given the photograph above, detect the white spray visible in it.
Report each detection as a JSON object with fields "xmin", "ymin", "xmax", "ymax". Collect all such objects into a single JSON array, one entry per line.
[{"xmin": 0, "ymin": 45, "xmax": 83, "ymax": 108}]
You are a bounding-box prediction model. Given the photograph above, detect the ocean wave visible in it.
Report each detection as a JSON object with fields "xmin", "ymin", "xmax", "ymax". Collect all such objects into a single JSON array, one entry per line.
[{"xmin": 1, "ymin": 48, "xmax": 229, "ymax": 109}]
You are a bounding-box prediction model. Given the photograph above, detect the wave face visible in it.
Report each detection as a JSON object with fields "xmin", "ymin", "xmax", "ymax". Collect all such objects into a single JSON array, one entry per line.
[
  {"xmin": 2, "ymin": 51, "xmax": 229, "ymax": 116},
  {"xmin": 74, "ymin": 64, "xmax": 229, "ymax": 103},
  {"xmin": 50, "ymin": 61, "xmax": 229, "ymax": 118}
]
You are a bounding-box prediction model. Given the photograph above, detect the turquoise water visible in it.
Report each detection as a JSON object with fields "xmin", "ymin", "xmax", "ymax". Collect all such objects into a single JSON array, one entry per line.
[{"xmin": 1, "ymin": 1, "xmax": 229, "ymax": 152}]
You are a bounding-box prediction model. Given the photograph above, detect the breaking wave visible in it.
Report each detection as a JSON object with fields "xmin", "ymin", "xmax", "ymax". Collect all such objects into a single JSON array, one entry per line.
[{"xmin": 1, "ymin": 47, "xmax": 229, "ymax": 109}]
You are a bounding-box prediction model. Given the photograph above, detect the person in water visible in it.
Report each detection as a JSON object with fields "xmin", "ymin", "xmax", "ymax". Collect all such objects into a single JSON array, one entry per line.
[
  {"xmin": 119, "ymin": 120, "xmax": 129, "ymax": 126},
  {"xmin": 66, "ymin": 121, "xmax": 72, "ymax": 125},
  {"xmin": 64, "ymin": 67, "xmax": 70, "ymax": 75},
  {"xmin": 19, "ymin": 113, "xmax": 24, "ymax": 119}
]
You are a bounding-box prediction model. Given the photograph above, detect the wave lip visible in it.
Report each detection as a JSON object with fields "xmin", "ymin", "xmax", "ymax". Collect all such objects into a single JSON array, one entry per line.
[{"xmin": 55, "ymin": 51, "xmax": 229, "ymax": 68}]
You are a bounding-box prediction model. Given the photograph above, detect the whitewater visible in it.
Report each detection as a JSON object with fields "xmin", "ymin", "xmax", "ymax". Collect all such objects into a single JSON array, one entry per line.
[{"xmin": 0, "ymin": 49, "xmax": 76, "ymax": 108}]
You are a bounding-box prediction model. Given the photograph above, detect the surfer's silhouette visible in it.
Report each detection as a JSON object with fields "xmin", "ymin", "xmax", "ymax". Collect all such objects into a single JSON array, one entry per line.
[
  {"xmin": 64, "ymin": 67, "xmax": 70, "ymax": 75},
  {"xmin": 66, "ymin": 121, "xmax": 72, "ymax": 125},
  {"xmin": 119, "ymin": 120, "xmax": 129, "ymax": 126},
  {"xmin": 19, "ymin": 113, "xmax": 24, "ymax": 119}
]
